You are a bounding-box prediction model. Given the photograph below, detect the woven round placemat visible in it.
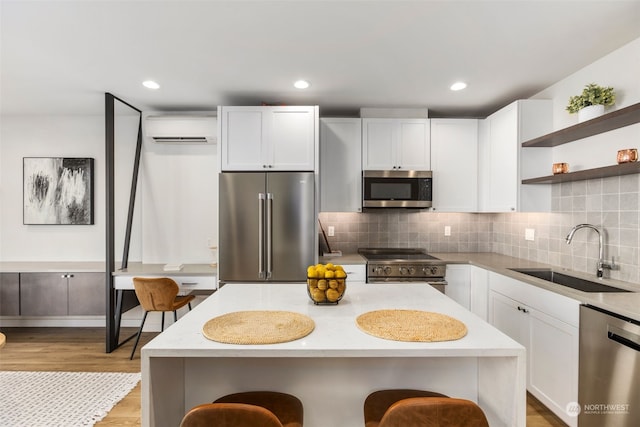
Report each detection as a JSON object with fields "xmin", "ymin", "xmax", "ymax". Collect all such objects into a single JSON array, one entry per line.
[
  {"xmin": 202, "ymin": 310, "xmax": 315, "ymax": 345},
  {"xmin": 356, "ymin": 309, "xmax": 467, "ymax": 342}
]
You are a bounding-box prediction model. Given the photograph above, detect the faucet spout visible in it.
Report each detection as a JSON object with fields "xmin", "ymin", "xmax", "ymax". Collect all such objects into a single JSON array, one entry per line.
[{"xmin": 565, "ymin": 224, "xmax": 611, "ymax": 278}]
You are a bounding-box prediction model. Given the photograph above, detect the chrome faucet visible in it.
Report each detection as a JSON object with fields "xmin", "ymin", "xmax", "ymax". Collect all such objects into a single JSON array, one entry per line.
[{"xmin": 565, "ymin": 224, "xmax": 613, "ymax": 278}]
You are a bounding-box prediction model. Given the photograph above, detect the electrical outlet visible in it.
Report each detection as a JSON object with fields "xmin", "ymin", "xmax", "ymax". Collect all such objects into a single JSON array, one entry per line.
[
  {"xmin": 525, "ymin": 228, "xmax": 535, "ymax": 241},
  {"xmin": 327, "ymin": 226, "xmax": 335, "ymax": 237},
  {"xmin": 444, "ymin": 226, "xmax": 451, "ymax": 236}
]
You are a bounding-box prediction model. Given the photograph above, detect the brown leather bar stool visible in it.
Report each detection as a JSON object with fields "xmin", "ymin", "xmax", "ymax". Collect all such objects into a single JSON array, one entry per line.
[
  {"xmin": 214, "ymin": 391, "xmax": 303, "ymax": 427},
  {"xmin": 364, "ymin": 389, "xmax": 489, "ymax": 427},
  {"xmin": 129, "ymin": 277, "xmax": 195, "ymax": 359},
  {"xmin": 180, "ymin": 402, "xmax": 284, "ymax": 427}
]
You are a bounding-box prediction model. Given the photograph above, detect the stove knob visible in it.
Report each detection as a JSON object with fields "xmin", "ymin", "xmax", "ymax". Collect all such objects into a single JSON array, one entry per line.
[
  {"xmin": 398, "ymin": 266, "xmax": 407, "ymax": 275},
  {"xmin": 430, "ymin": 266, "xmax": 440, "ymax": 275},
  {"xmin": 421, "ymin": 267, "xmax": 430, "ymax": 275},
  {"xmin": 374, "ymin": 266, "xmax": 384, "ymax": 275},
  {"xmin": 407, "ymin": 266, "xmax": 416, "ymax": 275},
  {"xmin": 383, "ymin": 266, "xmax": 392, "ymax": 275}
]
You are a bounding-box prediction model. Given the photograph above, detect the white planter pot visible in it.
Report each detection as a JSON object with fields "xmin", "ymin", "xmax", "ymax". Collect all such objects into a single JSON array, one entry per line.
[{"xmin": 578, "ymin": 104, "xmax": 605, "ymax": 123}]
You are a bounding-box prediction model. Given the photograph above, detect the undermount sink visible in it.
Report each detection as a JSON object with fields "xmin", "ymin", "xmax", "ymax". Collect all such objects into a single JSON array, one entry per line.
[{"xmin": 509, "ymin": 268, "xmax": 631, "ymax": 293}]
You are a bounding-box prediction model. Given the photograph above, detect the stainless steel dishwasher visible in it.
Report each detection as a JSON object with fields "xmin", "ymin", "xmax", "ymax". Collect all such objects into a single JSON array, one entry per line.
[{"xmin": 579, "ymin": 305, "xmax": 640, "ymax": 426}]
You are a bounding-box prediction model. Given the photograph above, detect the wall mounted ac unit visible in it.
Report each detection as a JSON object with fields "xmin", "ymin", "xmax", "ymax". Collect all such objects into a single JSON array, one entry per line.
[{"xmin": 144, "ymin": 115, "xmax": 217, "ymax": 144}]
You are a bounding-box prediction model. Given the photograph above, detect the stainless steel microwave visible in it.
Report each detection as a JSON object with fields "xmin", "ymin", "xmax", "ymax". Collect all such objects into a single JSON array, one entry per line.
[{"xmin": 362, "ymin": 170, "xmax": 432, "ymax": 208}]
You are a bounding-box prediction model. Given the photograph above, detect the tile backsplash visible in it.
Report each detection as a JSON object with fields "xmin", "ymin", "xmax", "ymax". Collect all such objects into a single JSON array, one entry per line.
[{"xmin": 320, "ymin": 174, "xmax": 640, "ymax": 283}]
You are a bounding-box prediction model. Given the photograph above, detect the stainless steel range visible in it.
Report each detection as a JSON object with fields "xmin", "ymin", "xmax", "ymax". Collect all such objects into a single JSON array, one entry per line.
[{"xmin": 357, "ymin": 248, "xmax": 447, "ymax": 293}]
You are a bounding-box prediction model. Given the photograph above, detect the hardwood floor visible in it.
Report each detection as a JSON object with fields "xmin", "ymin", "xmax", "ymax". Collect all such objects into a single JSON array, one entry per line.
[{"xmin": 0, "ymin": 327, "xmax": 568, "ymax": 426}]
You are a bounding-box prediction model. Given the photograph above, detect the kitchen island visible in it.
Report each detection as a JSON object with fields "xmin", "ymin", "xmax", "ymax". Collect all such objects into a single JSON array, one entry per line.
[{"xmin": 141, "ymin": 282, "xmax": 525, "ymax": 427}]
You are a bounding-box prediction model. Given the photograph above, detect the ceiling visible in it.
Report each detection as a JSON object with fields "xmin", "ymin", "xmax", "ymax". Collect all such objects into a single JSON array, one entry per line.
[{"xmin": 2, "ymin": 0, "xmax": 640, "ymax": 118}]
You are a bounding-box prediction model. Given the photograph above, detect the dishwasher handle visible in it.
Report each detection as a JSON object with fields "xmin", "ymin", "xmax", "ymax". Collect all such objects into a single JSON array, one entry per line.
[{"xmin": 608, "ymin": 325, "xmax": 640, "ymax": 353}]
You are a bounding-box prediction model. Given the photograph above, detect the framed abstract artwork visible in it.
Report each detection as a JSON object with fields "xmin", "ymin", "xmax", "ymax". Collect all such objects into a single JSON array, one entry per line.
[{"xmin": 23, "ymin": 157, "xmax": 94, "ymax": 225}]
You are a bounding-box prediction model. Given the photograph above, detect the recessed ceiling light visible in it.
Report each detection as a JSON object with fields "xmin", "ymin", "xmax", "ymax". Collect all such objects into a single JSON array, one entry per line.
[
  {"xmin": 294, "ymin": 80, "xmax": 310, "ymax": 89},
  {"xmin": 143, "ymin": 80, "xmax": 160, "ymax": 90},
  {"xmin": 450, "ymin": 81, "xmax": 467, "ymax": 91}
]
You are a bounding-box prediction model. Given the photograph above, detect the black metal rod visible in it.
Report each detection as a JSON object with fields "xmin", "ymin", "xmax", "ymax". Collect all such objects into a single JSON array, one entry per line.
[
  {"xmin": 108, "ymin": 92, "xmax": 142, "ymax": 113},
  {"xmin": 121, "ymin": 116, "xmax": 143, "ymax": 269},
  {"xmin": 105, "ymin": 93, "xmax": 117, "ymax": 353}
]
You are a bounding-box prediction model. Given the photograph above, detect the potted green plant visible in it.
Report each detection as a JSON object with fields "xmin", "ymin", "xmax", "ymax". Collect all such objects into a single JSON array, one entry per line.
[{"xmin": 566, "ymin": 83, "xmax": 616, "ymax": 122}]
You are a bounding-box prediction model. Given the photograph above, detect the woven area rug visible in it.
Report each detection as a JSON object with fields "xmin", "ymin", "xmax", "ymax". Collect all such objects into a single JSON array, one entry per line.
[{"xmin": 0, "ymin": 371, "xmax": 141, "ymax": 427}]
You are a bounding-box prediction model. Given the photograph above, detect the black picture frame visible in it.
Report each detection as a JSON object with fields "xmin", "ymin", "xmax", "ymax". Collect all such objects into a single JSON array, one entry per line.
[{"xmin": 23, "ymin": 157, "xmax": 95, "ymax": 225}]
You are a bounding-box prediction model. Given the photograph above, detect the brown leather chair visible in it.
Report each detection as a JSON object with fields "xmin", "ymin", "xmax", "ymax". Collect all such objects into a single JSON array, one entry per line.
[
  {"xmin": 214, "ymin": 391, "xmax": 303, "ymax": 427},
  {"xmin": 129, "ymin": 277, "xmax": 195, "ymax": 359},
  {"xmin": 180, "ymin": 403, "xmax": 283, "ymax": 427},
  {"xmin": 364, "ymin": 389, "xmax": 489, "ymax": 427}
]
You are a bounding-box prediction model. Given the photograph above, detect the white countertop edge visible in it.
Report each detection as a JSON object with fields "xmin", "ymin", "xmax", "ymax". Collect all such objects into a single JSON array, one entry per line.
[{"xmin": 141, "ymin": 282, "xmax": 525, "ymax": 358}]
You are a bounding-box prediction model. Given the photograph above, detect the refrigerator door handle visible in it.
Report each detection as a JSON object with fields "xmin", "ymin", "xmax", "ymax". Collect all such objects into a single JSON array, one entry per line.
[
  {"xmin": 258, "ymin": 193, "xmax": 266, "ymax": 279},
  {"xmin": 266, "ymin": 193, "xmax": 273, "ymax": 279}
]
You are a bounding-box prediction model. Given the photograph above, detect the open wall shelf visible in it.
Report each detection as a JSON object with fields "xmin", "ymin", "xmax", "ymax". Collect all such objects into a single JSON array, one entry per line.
[
  {"xmin": 522, "ymin": 102, "xmax": 640, "ymax": 148},
  {"xmin": 522, "ymin": 161, "xmax": 640, "ymax": 184}
]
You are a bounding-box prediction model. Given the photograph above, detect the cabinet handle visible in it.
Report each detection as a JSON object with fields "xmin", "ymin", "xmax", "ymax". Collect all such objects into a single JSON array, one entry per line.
[
  {"xmin": 263, "ymin": 165, "xmax": 267, "ymax": 168},
  {"xmin": 517, "ymin": 305, "xmax": 529, "ymax": 313}
]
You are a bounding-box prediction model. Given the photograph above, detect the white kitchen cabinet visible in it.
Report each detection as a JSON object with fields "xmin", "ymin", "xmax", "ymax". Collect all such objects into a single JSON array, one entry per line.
[
  {"xmin": 341, "ymin": 264, "xmax": 366, "ymax": 283},
  {"xmin": 444, "ymin": 264, "xmax": 471, "ymax": 310},
  {"xmin": 431, "ymin": 119, "xmax": 478, "ymax": 212},
  {"xmin": 478, "ymin": 100, "xmax": 552, "ymax": 212},
  {"xmin": 320, "ymin": 118, "xmax": 362, "ymax": 212},
  {"xmin": 362, "ymin": 118, "xmax": 430, "ymax": 170},
  {"xmin": 220, "ymin": 106, "xmax": 318, "ymax": 171},
  {"xmin": 445, "ymin": 264, "xmax": 489, "ymax": 321},
  {"xmin": 488, "ymin": 271, "xmax": 579, "ymax": 427}
]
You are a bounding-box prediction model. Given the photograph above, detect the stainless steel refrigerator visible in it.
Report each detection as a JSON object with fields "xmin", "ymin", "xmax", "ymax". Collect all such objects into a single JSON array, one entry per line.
[{"xmin": 219, "ymin": 172, "xmax": 316, "ymax": 283}]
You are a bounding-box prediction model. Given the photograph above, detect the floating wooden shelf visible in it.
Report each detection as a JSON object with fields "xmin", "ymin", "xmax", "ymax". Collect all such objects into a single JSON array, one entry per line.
[
  {"xmin": 522, "ymin": 161, "xmax": 640, "ymax": 184},
  {"xmin": 522, "ymin": 102, "xmax": 640, "ymax": 148}
]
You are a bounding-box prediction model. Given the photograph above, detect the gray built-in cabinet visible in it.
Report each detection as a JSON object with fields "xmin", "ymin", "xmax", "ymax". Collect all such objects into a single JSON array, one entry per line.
[
  {"xmin": 7, "ymin": 272, "xmax": 104, "ymax": 316},
  {"xmin": 0, "ymin": 273, "xmax": 20, "ymax": 315}
]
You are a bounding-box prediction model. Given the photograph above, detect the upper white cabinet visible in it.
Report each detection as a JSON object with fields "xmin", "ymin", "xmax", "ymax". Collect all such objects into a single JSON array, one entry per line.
[
  {"xmin": 478, "ymin": 100, "xmax": 552, "ymax": 212},
  {"xmin": 362, "ymin": 118, "xmax": 430, "ymax": 170},
  {"xmin": 219, "ymin": 106, "xmax": 318, "ymax": 171},
  {"xmin": 320, "ymin": 118, "xmax": 362, "ymax": 212},
  {"xmin": 431, "ymin": 119, "xmax": 479, "ymax": 212}
]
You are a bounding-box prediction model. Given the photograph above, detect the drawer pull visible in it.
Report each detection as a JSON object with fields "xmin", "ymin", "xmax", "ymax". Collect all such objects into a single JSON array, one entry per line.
[{"xmin": 182, "ymin": 282, "xmax": 198, "ymax": 286}]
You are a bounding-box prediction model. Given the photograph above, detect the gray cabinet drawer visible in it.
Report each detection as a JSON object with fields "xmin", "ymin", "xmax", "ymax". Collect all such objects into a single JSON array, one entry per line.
[
  {"xmin": 20, "ymin": 273, "xmax": 68, "ymax": 316},
  {"xmin": 0, "ymin": 273, "xmax": 20, "ymax": 315}
]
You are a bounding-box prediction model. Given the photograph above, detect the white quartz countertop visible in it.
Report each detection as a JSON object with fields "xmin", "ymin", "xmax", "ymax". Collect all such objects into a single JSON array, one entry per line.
[
  {"xmin": 326, "ymin": 251, "xmax": 640, "ymax": 321},
  {"xmin": 431, "ymin": 252, "xmax": 640, "ymax": 322},
  {"xmin": 142, "ymin": 282, "xmax": 524, "ymax": 358}
]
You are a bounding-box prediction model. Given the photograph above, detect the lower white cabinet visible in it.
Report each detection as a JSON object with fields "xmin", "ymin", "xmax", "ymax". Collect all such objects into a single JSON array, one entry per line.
[
  {"xmin": 342, "ymin": 264, "xmax": 366, "ymax": 283},
  {"xmin": 445, "ymin": 264, "xmax": 489, "ymax": 321},
  {"xmin": 488, "ymin": 272, "xmax": 579, "ymax": 427}
]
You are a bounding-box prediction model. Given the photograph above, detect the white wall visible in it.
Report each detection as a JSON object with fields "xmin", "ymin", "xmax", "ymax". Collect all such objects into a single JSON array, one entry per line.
[
  {"xmin": 532, "ymin": 37, "xmax": 640, "ymax": 171},
  {"xmin": 140, "ymin": 140, "xmax": 218, "ymax": 264},
  {"xmin": 0, "ymin": 114, "xmax": 218, "ymax": 264},
  {"xmin": 0, "ymin": 115, "xmax": 106, "ymax": 261}
]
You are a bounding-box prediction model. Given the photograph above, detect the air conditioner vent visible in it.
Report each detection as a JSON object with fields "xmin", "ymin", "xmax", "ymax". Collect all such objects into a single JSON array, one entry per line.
[{"xmin": 144, "ymin": 115, "xmax": 217, "ymax": 144}]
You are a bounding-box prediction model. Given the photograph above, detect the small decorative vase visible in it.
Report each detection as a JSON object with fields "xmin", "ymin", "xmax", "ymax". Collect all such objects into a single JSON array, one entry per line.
[{"xmin": 578, "ymin": 105, "xmax": 605, "ymax": 123}]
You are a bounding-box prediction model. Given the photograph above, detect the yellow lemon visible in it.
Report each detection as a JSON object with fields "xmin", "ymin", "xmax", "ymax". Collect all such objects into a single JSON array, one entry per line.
[
  {"xmin": 325, "ymin": 263, "xmax": 335, "ymax": 270},
  {"xmin": 335, "ymin": 270, "xmax": 346, "ymax": 278},
  {"xmin": 324, "ymin": 270, "xmax": 335, "ymax": 279},
  {"xmin": 307, "ymin": 266, "xmax": 316, "ymax": 278},
  {"xmin": 334, "ymin": 265, "xmax": 344, "ymax": 272}
]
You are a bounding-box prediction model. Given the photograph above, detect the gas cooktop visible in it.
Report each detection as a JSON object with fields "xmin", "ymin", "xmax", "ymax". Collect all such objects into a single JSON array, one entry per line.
[{"xmin": 357, "ymin": 248, "xmax": 440, "ymax": 261}]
